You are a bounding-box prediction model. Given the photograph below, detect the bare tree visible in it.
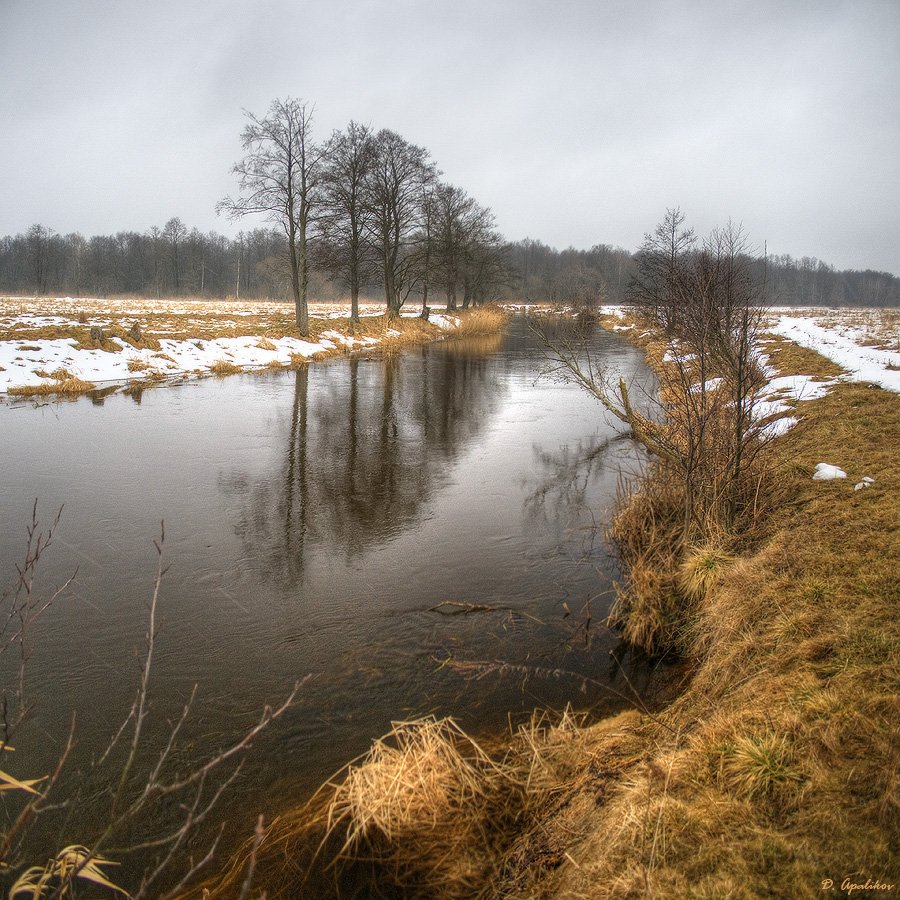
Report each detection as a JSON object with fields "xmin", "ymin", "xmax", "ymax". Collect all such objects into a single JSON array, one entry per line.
[
  {"xmin": 25, "ymin": 225, "xmax": 50, "ymax": 295},
  {"xmin": 628, "ymin": 207, "xmax": 695, "ymax": 333},
  {"xmin": 431, "ymin": 186, "xmax": 507, "ymax": 310},
  {"xmin": 364, "ymin": 129, "xmax": 437, "ymax": 320},
  {"xmin": 318, "ymin": 121, "xmax": 375, "ymax": 324},
  {"xmin": 551, "ymin": 213, "xmax": 770, "ymax": 542},
  {"xmin": 162, "ymin": 217, "xmax": 187, "ymax": 294},
  {"xmin": 433, "ymin": 184, "xmax": 474, "ymax": 312},
  {"xmin": 413, "ymin": 180, "xmax": 438, "ymax": 318},
  {"xmin": 459, "ymin": 202, "xmax": 507, "ymax": 307},
  {"xmin": 219, "ymin": 98, "xmax": 321, "ymax": 335}
]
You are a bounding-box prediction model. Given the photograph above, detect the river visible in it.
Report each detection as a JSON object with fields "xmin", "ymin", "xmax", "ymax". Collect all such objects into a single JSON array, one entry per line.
[{"xmin": 0, "ymin": 315, "xmax": 657, "ymax": 886}]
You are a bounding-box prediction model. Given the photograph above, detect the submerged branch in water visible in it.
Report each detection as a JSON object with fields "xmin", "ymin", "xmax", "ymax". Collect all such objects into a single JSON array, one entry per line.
[{"xmin": 428, "ymin": 601, "xmax": 512, "ymax": 615}]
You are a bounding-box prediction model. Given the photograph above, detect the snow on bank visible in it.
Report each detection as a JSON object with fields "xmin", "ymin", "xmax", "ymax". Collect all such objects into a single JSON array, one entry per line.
[
  {"xmin": 744, "ymin": 310, "xmax": 897, "ymax": 437},
  {"xmin": 0, "ymin": 334, "xmax": 345, "ymax": 392},
  {"xmin": 812, "ymin": 463, "xmax": 847, "ymax": 481},
  {"xmin": 753, "ymin": 373, "xmax": 837, "ymax": 437},
  {"xmin": 0, "ymin": 317, "xmax": 469, "ymax": 396},
  {"xmin": 428, "ymin": 314, "xmax": 461, "ymax": 331},
  {"xmin": 770, "ymin": 315, "xmax": 900, "ymax": 393}
]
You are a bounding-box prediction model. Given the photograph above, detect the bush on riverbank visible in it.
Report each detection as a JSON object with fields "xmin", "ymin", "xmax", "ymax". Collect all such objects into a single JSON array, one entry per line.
[{"xmin": 559, "ymin": 217, "xmax": 777, "ymax": 654}]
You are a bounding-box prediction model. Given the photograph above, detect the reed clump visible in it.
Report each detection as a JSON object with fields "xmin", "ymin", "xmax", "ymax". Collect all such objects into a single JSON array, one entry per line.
[
  {"xmin": 324, "ymin": 717, "xmax": 515, "ymax": 897},
  {"xmin": 452, "ymin": 305, "xmax": 509, "ymax": 336},
  {"xmin": 195, "ymin": 709, "xmax": 614, "ymax": 899}
]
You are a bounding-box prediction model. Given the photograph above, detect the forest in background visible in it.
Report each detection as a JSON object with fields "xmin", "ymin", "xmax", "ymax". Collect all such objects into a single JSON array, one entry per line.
[{"xmin": 2, "ymin": 221, "xmax": 898, "ymax": 309}]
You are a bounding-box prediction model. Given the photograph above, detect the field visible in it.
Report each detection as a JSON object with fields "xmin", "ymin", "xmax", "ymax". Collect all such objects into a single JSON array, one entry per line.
[{"xmin": 0, "ymin": 296, "xmax": 506, "ymax": 396}]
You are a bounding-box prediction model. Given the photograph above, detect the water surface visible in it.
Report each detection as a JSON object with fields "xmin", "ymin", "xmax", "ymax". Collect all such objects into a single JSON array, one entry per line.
[{"xmin": 0, "ymin": 316, "xmax": 655, "ymax": 874}]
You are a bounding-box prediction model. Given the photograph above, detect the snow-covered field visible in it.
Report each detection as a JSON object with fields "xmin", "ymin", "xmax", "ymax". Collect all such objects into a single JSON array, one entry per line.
[
  {"xmin": 2, "ymin": 299, "xmax": 897, "ymax": 403},
  {"xmin": 602, "ymin": 304, "xmax": 898, "ymax": 438},
  {"xmin": 768, "ymin": 312, "xmax": 900, "ymax": 392},
  {"xmin": 0, "ymin": 296, "xmax": 461, "ymax": 395}
]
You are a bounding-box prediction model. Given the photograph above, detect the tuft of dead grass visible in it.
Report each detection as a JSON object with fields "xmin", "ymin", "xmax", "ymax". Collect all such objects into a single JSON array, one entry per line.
[
  {"xmin": 326, "ymin": 718, "xmax": 504, "ymax": 852},
  {"xmin": 717, "ymin": 730, "xmax": 805, "ymax": 803},
  {"xmin": 209, "ymin": 359, "xmax": 243, "ymax": 377},
  {"xmin": 678, "ymin": 544, "xmax": 734, "ymax": 601},
  {"xmin": 8, "ymin": 371, "xmax": 97, "ymax": 396}
]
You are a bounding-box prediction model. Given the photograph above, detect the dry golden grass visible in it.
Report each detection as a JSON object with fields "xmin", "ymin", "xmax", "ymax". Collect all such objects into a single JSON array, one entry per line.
[
  {"xmin": 209, "ymin": 359, "xmax": 244, "ymax": 377},
  {"xmin": 326, "ymin": 718, "xmax": 503, "ymax": 850},
  {"xmin": 10, "ymin": 845, "xmax": 128, "ymax": 898},
  {"xmin": 7, "ymin": 371, "xmax": 96, "ymax": 396},
  {"xmin": 678, "ymin": 544, "xmax": 734, "ymax": 601},
  {"xmin": 452, "ymin": 305, "xmax": 510, "ymax": 336}
]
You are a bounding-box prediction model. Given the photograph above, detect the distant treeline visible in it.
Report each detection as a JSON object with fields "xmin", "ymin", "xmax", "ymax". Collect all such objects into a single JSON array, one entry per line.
[
  {"xmin": 511, "ymin": 238, "xmax": 900, "ymax": 308},
  {"xmin": 1, "ymin": 222, "xmax": 897, "ymax": 308}
]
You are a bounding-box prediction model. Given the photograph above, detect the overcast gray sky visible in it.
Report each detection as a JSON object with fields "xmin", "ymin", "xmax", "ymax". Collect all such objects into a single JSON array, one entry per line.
[{"xmin": 2, "ymin": 0, "xmax": 898, "ymax": 273}]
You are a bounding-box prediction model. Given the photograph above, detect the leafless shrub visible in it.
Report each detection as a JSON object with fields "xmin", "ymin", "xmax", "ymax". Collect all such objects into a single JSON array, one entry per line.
[{"xmin": 543, "ymin": 211, "xmax": 778, "ymax": 653}]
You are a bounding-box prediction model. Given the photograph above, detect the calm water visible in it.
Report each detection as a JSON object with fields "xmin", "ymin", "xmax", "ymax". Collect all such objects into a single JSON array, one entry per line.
[{"xmin": 0, "ymin": 316, "xmax": 655, "ymax": 878}]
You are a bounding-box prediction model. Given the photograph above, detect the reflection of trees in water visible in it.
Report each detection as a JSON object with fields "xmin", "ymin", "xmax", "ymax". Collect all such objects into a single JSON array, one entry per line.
[
  {"xmin": 224, "ymin": 335, "xmax": 506, "ymax": 585},
  {"xmin": 523, "ymin": 435, "xmax": 625, "ymax": 523}
]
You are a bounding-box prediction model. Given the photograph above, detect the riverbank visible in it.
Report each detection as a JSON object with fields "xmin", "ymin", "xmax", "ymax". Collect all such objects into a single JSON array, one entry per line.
[
  {"xmin": 0, "ymin": 296, "xmax": 507, "ymax": 397},
  {"xmin": 508, "ymin": 307, "xmax": 898, "ymax": 897},
  {"xmin": 199, "ymin": 306, "xmax": 898, "ymax": 898}
]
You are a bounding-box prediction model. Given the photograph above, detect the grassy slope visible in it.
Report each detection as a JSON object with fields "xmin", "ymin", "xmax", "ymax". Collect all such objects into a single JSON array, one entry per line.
[{"xmin": 507, "ymin": 344, "xmax": 899, "ymax": 897}]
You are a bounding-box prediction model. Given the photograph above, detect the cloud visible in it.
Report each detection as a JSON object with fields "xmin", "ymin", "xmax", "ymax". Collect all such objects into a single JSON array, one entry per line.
[{"xmin": 1, "ymin": 0, "xmax": 898, "ymax": 272}]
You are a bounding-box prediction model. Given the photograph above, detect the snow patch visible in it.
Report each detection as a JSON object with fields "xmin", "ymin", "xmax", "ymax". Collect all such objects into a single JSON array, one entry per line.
[
  {"xmin": 812, "ymin": 463, "xmax": 847, "ymax": 481},
  {"xmin": 430, "ymin": 314, "xmax": 460, "ymax": 331},
  {"xmin": 770, "ymin": 315, "xmax": 900, "ymax": 393}
]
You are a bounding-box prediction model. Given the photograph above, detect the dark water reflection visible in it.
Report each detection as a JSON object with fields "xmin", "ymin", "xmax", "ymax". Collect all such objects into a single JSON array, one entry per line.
[
  {"xmin": 0, "ymin": 317, "xmax": 659, "ymax": 877},
  {"xmin": 227, "ymin": 334, "xmax": 505, "ymax": 582}
]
